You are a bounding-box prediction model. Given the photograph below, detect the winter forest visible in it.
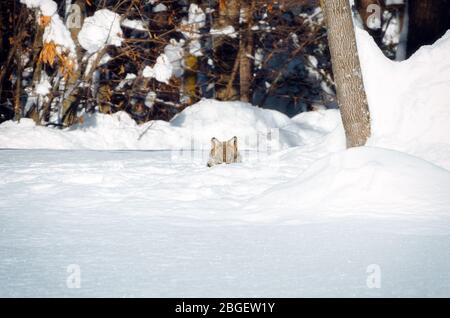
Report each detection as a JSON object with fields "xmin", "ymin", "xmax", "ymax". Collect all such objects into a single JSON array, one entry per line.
[
  {"xmin": 2, "ymin": 0, "xmax": 448, "ymax": 125},
  {"xmin": 1, "ymin": 0, "xmax": 450, "ymax": 298}
]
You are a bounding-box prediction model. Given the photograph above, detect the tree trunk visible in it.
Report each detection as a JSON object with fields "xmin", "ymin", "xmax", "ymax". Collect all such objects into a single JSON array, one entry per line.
[
  {"xmin": 407, "ymin": 0, "xmax": 450, "ymax": 58},
  {"xmin": 239, "ymin": 0, "xmax": 255, "ymax": 103},
  {"xmin": 183, "ymin": 53, "xmax": 198, "ymax": 105},
  {"xmin": 14, "ymin": 49, "xmax": 22, "ymax": 122},
  {"xmin": 214, "ymin": 0, "xmax": 240, "ymax": 100},
  {"xmin": 323, "ymin": 0, "xmax": 371, "ymax": 148},
  {"xmin": 61, "ymin": 0, "xmax": 86, "ymax": 126},
  {"xmin": 179, "ymin": 1, "xmax": 198, "ymax": 105},
  {"xmin": 225, "ymin": 48, "xmax": 240, "ymax": 100}
]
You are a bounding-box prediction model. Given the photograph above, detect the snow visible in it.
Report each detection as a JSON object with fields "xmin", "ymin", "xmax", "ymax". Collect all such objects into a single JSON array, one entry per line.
[
  {"xmin": 356, "ymin": 29, "xmax": 450, "ymax": 170},
  {"xmin": 121, "ymin": 19, "xmax": 147, "ymax": 32},
  {"xmin": 180, "ymin": 4, "xmax": 206, "ymax": 57},
  {"xmin": 1, "ymin": 28, "xmax": 450, "ymax": 297},
  {"xmin": 21, "ymin": 0, "xmax": 77, "ymax": 58},
  {"xmin": 145, "ymin": 91, "xmax": 157, "ymax": 108},
  {"xmin": 1, "ymin": 27, "xmax": 449, "ymax": 166},
  {"xmin": 20, "ymin": 0, "xmax": 57, "ymax": 16},
  {"xmin": 1, "ymin": 146, "xmax": 449, "ymax": 297},
  {"xmin": 210, "ymin": 26, "xmax": 238, "ymax": 38},
  {"xmin": 125, "ymin": 73, "xmax": 136, "ymax": 80},
  {"xmin": 183, "ymin": 4, "xmax": 206, "ymax": 31},
  {"xmin": 77, "ymin": 9, "xmax": 123, "ymax": 54},
  {"xmin": 153, "ymin": 3, "xmax": 167, "ymax": 13},
  {"xmin": 164, "ymin": 39, "xmax": 185, "ymax": 78},
  {"xmin": 0, "ymin": 100, "xmax": 320, "ymax": 150},
  {"xmin": 385, "ymin": 0, "xmax": 404, "ymax": 4},
  {"xmin": 43, "ymin": 14, "xmax": 77, "ymax": 59},
  {"xmin": 142, "ymin": 54, "xmax": 173, "ymax": 84},
  {"xmin": 35, "ymin": 78, "xmax": 51, "ymax": 96},
  {"xmin": 248, "ymin": 147, "xmax": 450, "ymax": 223}
]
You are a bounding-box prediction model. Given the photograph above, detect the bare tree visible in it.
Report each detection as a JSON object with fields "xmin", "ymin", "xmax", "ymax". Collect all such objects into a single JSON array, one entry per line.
[{"xmin": 322, "ymin": 0, "xmax": 371, "ymax": 147}]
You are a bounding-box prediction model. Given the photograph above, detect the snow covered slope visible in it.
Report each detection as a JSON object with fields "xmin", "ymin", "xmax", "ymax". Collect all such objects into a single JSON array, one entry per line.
[
  {"xmin": 356, "ymin": 29, "xmax": 450, "ymax": 170},
  {"xmin": 248, "ymin": 147, "xmax": 450, "ymax": 223}
]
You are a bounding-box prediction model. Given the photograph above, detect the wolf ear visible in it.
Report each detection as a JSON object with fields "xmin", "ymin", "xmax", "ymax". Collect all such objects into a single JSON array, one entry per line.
[
  {"xmin": 211, "ymin": 137, "xmax": 220, "ymax": 148},
  {"xmin": 229, "ymin": 136, "xmax": 238, "ymax": 148}
]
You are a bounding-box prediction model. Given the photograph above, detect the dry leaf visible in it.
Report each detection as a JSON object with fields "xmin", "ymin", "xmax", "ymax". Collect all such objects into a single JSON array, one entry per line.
[
  {"xmin": 39, "ymin": 42, "xmax": 76, "ymax": 80},
  {"xmin": 58, "ymin": 53, "xmax": 76, "ymax": 80},
  {"xmin": 219, "ymin": 0, "xmax": 226, "ymax": 12},
  {"xmin": 39, "ymin": 41, "xmax": 57, "ymax": 67},
  {"xmin": 39, "ymin": 15, "xmax": 52, "ymax": 27},
  {"xmin": 119, "ymin": 65, "xmax": 125, "ymax": 75}
]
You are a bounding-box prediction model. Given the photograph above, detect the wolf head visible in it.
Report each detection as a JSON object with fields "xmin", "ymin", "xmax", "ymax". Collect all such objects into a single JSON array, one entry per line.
[{"xmin": 207, "ymin": 136, "xmax": 241, "ymax": 167}]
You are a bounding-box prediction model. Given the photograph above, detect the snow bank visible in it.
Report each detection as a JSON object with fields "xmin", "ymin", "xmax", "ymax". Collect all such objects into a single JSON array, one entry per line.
[
  {"xmin": 0, "ymin": 100, "xmax": 340, "ymax": 150},
  {"xmin": 356, "ymin": 28, "xmax": 450, "ymax": 169},
  {"xmin": 247, "ymin": 147, "xmax": 450, "ymax": 223}
]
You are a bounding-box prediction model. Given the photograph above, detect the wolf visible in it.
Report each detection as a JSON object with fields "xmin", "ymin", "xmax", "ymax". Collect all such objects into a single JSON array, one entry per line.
[{"xmin": 207, "ymin": 136, "xmax": 241, "ymax": 167}]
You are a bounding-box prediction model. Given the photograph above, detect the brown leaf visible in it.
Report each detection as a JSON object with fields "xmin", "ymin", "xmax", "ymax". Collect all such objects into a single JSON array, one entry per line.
[
  {"xmin": 168, "ymin": 14, "xmax": 174, "ymax": 26},
  {"xmin": 58, "ymin": 53, "xmax": 76, "ymax": 81},
  {"xmin": 219, "ymin": 0, "xmax": 226, "ymax": 12},
  {"xmin": 39, "ymin": 41, "xmax": 57, "ymax": 67},
  {"xmin": 119, "ymin": 64, "xmax": 125, "ymax": 75},
  {"xmin": 39, "ymin": 15, "xmax": 52, "ymax": 27}
]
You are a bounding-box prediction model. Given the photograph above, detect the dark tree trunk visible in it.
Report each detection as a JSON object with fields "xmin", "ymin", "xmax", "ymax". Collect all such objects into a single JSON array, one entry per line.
[
  {"xmin": 214, "ymin": 0, "xmax": 240, "ymax": 100},
  {"xmin": 239, "ymin": 0, "xmax": 255, "ymax": 103},
  {"xmin": 407, "ymin": 0, "xmax": 450, "ymax": 58}
]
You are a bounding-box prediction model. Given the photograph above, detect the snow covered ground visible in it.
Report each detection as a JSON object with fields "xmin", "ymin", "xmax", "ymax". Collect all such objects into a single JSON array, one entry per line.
[
  {"xmin": 1, "ymin": 29, "xmax": 450, "ymax": 297},
  {"xmin": 1, "ymin": 148, "xmax": 449, "ymax": 297}
]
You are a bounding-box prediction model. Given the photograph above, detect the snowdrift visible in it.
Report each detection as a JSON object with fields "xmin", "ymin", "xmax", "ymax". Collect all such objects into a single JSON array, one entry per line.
[
  {"xmin": 247, "ymin": 147, "xmax": 450, "ymax": 223},
  {"xmin": 356, "ymin": 29, "xmax": 450, "ymax": 170},
  {"xmin": 0, "ymin": 100, "xmax": 340, "ymax": 151}
]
